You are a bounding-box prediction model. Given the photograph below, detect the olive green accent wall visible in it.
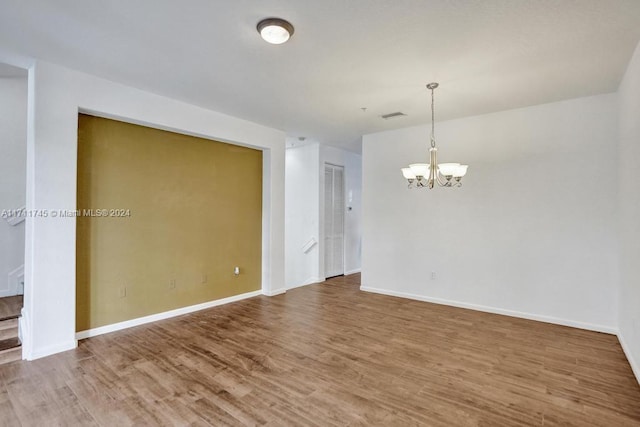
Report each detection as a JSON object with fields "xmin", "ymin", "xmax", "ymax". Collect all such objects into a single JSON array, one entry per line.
[{"xmin": 76, "ymin": 114, "xmax": 262, "ymax": 331}]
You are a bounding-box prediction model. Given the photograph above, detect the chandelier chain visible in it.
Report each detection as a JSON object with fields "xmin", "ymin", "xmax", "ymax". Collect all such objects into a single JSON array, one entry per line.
[{"xmin": 430, "ymin": 85, "xmax": 436, "ymax": 149}]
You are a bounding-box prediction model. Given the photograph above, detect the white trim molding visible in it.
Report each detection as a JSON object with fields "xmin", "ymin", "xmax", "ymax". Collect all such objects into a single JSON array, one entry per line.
[
  {"xmin": 76, "ymin": 290, "xmax": 262, "ymax": 340},
  {"xmin": 18, "ymin": 307, "xmax": 28, "ymax": 360},
  {"xmin": 618, "ymin": 332, "xmax": 640, "ymax": 385},
  {"xmin": 360, "ymin": 286, "xmax": 617, "ymax": 335},
  {"xmin": 344, "ymin": 268, "xmax": 361, "ymax": 275},
  {"xmin": 29, "ymin": 340, "xmax": 78, "ymax": 361},
  {"xmin": 263, "ymin": 288, "xmax": 287, "ymax": 297},
  {"xmin": 287, "ymin": 276, "xmax": 323, "ymax": 291}
]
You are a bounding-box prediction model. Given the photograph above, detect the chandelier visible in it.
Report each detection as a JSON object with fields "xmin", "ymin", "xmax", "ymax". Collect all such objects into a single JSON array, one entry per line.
[{"xmin": 401, "ymin": 83, "xmax": 468, "ymax": 189}]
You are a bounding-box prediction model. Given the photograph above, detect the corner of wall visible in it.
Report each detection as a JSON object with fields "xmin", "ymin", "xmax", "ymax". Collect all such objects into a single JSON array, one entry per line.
[
  {"xmin": 618, "ymin": 331, "xmax": 640, "ymax": 385},
  {"xmin": 616, "ymin": 38, "xmax": 640, "ymax": 386},
  {"xmin": 263, "ymin": 288, "xmax": 287, "ymax": 296}
]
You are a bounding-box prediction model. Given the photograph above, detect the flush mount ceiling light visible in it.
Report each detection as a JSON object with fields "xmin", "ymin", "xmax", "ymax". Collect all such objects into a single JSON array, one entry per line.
[
  {"xmin": 257, "ymin": 18, "xmax": 294, "ymax": 44},
  {"xmin": 401, "ymin": 83, "xmax": 469, "ymax": 189}
]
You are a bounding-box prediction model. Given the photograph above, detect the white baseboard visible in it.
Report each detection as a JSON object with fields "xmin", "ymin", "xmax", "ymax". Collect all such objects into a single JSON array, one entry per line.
[
  {"xmin": 287, "ymin": 276, "xmax": 323, "ymax": 291},
  {"xmin": 28, "ymin": 340, "xmax": 77, "ymax": 361},
  {"xmin": 307, "ymin": 276, "xmax": 323, "ymax": 284},
  {"xmin": 359, "ymin": 286, "xmax": 617, "ymax": 335},
  {"xmin": 263, "ymin": 288, "xmax": 287, "ymax": 296},
  {"xmin": 18, "ymin": 307, "xmax": 28, "ymax": 359},
  {"xmin": 618, "ymin": 331, "xmax": 640, "ymax": 385},
  {"xmin": 76, "ymin": 290, "xmax": 262, "ymax": 340},
  {"xmin": 344, "ymin": 268, "xmax": 361, "ymax": 275}
]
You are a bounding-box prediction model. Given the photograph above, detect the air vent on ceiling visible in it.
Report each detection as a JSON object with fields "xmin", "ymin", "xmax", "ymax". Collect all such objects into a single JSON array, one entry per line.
[{"xmin": 381, "ymin": 111, "xmax": 407, "ymax": 120}]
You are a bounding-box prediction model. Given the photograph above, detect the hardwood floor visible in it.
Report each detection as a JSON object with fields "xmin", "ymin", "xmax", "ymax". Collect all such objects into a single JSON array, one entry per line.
[{"xmin": 0, "ymin": 274, "xmax": 639, "ymax": 426}]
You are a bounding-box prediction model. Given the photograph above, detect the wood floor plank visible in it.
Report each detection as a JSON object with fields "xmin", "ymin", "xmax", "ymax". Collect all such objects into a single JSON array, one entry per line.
[
  {"xmin": 0, "ymin": 384, "xmax": 20, "ymax": 427},
  {"xmin": 0, "ymin": 273, "xmax": 638, "ymax": 425}
]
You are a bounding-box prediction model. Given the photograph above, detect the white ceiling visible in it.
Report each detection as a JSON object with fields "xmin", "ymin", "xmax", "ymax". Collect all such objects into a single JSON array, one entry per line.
[{"xmin": 1, "ymin": 0, "xmax": 639, "ymax": 152}]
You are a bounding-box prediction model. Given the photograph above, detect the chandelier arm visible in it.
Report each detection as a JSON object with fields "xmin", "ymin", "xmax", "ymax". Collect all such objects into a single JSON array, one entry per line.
[{"xmin": 435, "ymin": 171, "xmax": 448, "ymax": 187}]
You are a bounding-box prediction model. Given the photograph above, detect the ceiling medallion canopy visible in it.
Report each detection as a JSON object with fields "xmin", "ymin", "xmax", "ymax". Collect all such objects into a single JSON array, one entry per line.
[
  {"xmin": 401, "ymin": 83, "xmax": 468, "ymax": 189},
  {"xmin": 257, "ymin": 18, "xmax": 294, "ymax": 45}
]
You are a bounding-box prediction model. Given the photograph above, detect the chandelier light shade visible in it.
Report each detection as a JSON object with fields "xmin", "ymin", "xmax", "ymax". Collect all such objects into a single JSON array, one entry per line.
[
  {"xmin": 401, "ymin": 83, "xmax": 468, "ymax": 189},
  {"xmin": 257, "ymin": 18, "xmax": 295, "ymax": 44}
]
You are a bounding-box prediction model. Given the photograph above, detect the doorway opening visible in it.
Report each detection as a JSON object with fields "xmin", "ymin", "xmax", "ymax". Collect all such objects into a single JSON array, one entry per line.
[
  {"xmin": 0, "ymin": 62, "xmax": 28, "ymax": 364},
  {"xmin": 324, "ymin": 163, "xmax": 345, "ymax": 279}
]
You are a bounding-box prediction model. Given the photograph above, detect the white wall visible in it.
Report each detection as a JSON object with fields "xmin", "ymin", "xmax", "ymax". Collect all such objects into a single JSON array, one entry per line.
[
  {"xmin": 284, "ymin": 144, "xmax": 362, "ymax": 289},
  {"xmin": 618, "ymin": 40, "xmax": 640, "ymax": 380},
  {"xmin": 285, "ymin": 144, "xmax": 321, "ymax": 288},
  {"xmin": 24, "ymin": 60, "xmax": 286, "ymax": 360},
  {"xmin": 0, "ymin": 77, "xmax": 26, "ymax": 296},
  {"xmin": 362, "ymin": 94, "xmax": 618, "ymax": 332}
]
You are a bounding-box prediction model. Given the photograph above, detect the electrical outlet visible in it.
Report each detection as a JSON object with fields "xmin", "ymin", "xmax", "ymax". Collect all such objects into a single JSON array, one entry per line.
[
  {"xmin": 118, "ymin": 286, "xmax": 127, "ymax": 298},
  {"xmin": 169, "ymin": 279, "xmax": 176, "ymax": 289},
  {"xmin": 431, "ymin": 271, "xmax": 436, "ymax": 280},
  {"xmin": 234, "ymin": 267, "xmax": 240, "ymax": 276},
  {"xmin": 201, "ymin": 274, "xmax": 208, "ymax": 284}
]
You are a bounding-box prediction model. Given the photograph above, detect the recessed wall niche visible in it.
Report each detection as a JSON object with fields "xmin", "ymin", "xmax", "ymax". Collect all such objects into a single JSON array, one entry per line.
[{"xmin": 76, "ymin": 114, "xmax": 262, "ymax": 331}]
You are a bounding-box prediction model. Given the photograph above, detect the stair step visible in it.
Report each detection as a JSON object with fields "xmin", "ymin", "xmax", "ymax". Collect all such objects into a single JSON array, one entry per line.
[
  {"xmin": 0, "ymin": 337, "xmax": 20, "ymax": 352},
  {"xmin": 0, "ymin": 324, "xmax": 18, "ymax": 341},
  {"xmin": 0, "ymin": 317, "xmax": 18, "ymax": 331},
  {"xmin": 0, "ymin": 313, "xmax": 19, "ymax": 322},
  {"xmin": 0, "ymin": 346, "xmax": 21, "ymax": 365}
]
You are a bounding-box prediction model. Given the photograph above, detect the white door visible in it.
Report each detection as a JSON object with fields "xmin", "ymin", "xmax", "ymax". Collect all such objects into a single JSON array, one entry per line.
[{"xmin": 324, "ymin": 164, "xmax": 344, "ymax": 278}]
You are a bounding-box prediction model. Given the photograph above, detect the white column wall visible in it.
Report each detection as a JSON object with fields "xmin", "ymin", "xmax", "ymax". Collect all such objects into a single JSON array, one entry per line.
[
  {"xmin": 618, "ymin": 40, "xmax": 640, "ymax": 381},
  {"xmin": 285, "ymin": 144, "xmax": 321, "ymax": 288}
]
